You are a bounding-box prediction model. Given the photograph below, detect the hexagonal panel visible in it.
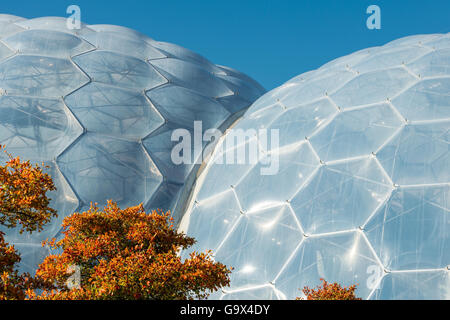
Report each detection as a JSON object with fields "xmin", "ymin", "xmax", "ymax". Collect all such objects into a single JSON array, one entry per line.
[
  {"xmin": 222, "ymin": 285, "xmax": 285, "ymax": 300},
  {"xmin": 330, "ymin": 68, "xmax": 417, "ymax": 108},
  {"xmin": 146, "ymin": 84, "xmax": 229, "ymax": 128},
  {"xmin": 267, "ymin": 98, "xmax": 338, "ymax": 148},
  {"xmin": 150, "ymin": 58, "xmax": 233, "ymax": 98},
  {"xmin": 0, "ymin": 95, "xmax": 83, "ymax": 161},
  {"xmin": 407, "ymin": 48, "xmax": 450, "ymax": 78},
  {"xmin": 65, "ymin": 82, "xmax": 164, "ymax": 139},
  {"xmin": 57, "ymin": 133, "xmax": 163, "ymax": 208},
  {"xmin": 3, "ymin": 29, "xmax": 94, "ymax": 58},
  {"xmin": 180, "ymin": 189, "xmax": 241, "ymax": 256},
  {"xmin": 214, "ymin": 204, "xmax": 303, "ymax": 288},
  {"xmin": 290, "ymin": 157, "xmax": 392, "ymax": 234},
  {"xmin": 309, "ymin": 103, "xmax": 404, "ymax": 162},
  {"xmin": 365, "ymin": 185, "xmax": 449, "ymax": 270},
  {"xmin": 377, "ymin": 122, "xmax": 449, "ymax": 185},
  {"xmin": 391, "ymin": 77, "xmax": 450, "ymax": 121},
  {"xmin": 73, "ymin": 50, "xmax": 167, "ymax": 90},
  {"xmin": 0, "ymin": 55, "xmax": 89, "ymax": 97},
  {"xmin": 235, "ymin": 141, "xmax": 320, "ymax": 212},
  {"xmin": 275, "ymin": 231, "xmax": 383, "ymax": 300}
]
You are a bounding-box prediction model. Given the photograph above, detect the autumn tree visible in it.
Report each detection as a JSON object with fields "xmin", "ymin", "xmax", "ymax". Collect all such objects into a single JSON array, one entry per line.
[
  {"xmin": 29, "ymin": 201, "xmax": 232, "ymax": 300},
  {"xmin": 0, "ymin": 145, "xmax": 57, "ymax": 300},
  {"xmin": 297, "ymin": 279, "xmax": 362, "ymax": 300}
]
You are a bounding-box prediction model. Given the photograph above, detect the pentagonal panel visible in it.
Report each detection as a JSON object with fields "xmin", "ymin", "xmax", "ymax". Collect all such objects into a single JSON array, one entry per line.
[
  {"xmin": 65, "ymin": 82, "xmax": 164, "ymax": 138},
  {"xmin": 309, "ymin": 103, "xmax": 404, "ymax": 162},
  {"xmin": 377, "ymin": 122, "xmax": 449, "ymax": 185},
  {"xmin": 391, "ymin": 77, "xmax": 450, "ymax": 121},
  {"xmin": 291, "ymin": 157, "xmax": 392, "ymax": 234},
  {"xmin": 73, "ymin": 50, "xmax": 167, "ymax": 90},
  {"xmin": 0, "ymin": 95, "xmax": 83, "ymax": 160},
  {"xmin": 214, "ymin": 204, "xmax": 303, "ymax": 288},
  {"xmin": 275, "ymin": 231, "xmax": 383, "ymax": 300},
  {"xmin": 57, "ymin": 133, "xmax": 163, "ymax": 208},
  {"xmin": 365, "ymin": 185, "xmax": 449, "ymax": 270},
  {"xmin": 0, "ymin": 55, "xmax": 89, "ymax": 97}
]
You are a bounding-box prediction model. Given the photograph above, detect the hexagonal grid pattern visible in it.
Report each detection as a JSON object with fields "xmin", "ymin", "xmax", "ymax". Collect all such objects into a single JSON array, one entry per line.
[
  {"xmin": 0, "ymin": 14, "xmax": 266, "ymax": 273},
  {"xmin": 180, "ymin": 33, "xmax": 450, "ymax": 300}
]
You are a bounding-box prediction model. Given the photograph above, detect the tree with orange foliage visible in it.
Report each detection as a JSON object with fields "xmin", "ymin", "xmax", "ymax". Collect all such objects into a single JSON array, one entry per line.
[
  {"xmin": 0, "ymin": 145, "xmax": 57, "ymax": 300},
  {"xmin": 29, "ymin": 201, "xmax": 232, "ymax": 300},
  {"xmin": 297, "ymin": 279, "xmax": 362, "ymax": 300}
]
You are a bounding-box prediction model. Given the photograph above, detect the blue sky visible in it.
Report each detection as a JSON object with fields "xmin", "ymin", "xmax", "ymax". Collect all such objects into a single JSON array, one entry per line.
[{"xmin": 2, "ymin": 0, "xmax": 450, "ymax": 90}]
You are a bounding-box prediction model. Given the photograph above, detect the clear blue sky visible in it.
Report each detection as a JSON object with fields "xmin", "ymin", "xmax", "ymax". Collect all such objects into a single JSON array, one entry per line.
[{"xmin": 2, "ymin": 0, "xmax": 450, "ymax": 90}]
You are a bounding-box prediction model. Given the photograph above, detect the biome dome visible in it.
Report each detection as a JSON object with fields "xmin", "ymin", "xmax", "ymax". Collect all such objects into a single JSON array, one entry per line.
[
  {"xmin": 0, "ymin": 14, "xmax": 265, "ymax": 273},
  {"xmin": 180, "ymin": 33, "xmax": 450, "ymax": 300}
]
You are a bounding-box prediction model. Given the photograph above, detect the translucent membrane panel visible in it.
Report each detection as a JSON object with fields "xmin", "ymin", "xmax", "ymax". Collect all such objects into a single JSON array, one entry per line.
[
  {"xmin": 0, "ymin": 96, "xmax": 83, "ymax": 161},
  {"xmin": 371, "ymin": 271, "xmax": 450, "ymax": 300},
  {"xmin": 280, "ymin": 69, "xmax": 355, "ymax": 107},
  {"xmin": 384, "ymin": 34, "xmax": 442, "ymax": 47},
  {"xmin": 73, "ymin": 50, "xmax": 167, "ymax": 90},
  {"xmin": 267, "ymin": 98, "xmax": 338, "ymax": 148},
  {"xmin": 150, "ymin": 58, "xmax": 233, "ymax": 98},
  {"xmin": 89, "ymin": 24, "xmax": 154, "ymax": 43},
  {"xmin": 0, "ymin": 55, "xmax": 89, "ymax": 97},
  {"xmin": 222, "ymin": 285, "xmax": 284, "ymax": 300},
  {"xmin": 0, "ymin": 14, "xmax": 26, "ymax": 23},
  {"xmin": 365, "ymin": 185, "xmax": 449, "ymax": 270},
  {"xmin": 142, "ymin": 123, "xmax": 195, "ymax": 184},
  {"xmin": 217, "ymin": 65, "xmax": 266, "ymax": 93},
  {"xmin": 330, "ymin": 68, "xmax": 417, "ymax": 108},
  {"xmin": 275, "ymin": 231, "xmax": 382, "ymax": 300},
  {"xmin": 392, "ymin": 77, "xmax": 450, "ymax": 121},
  {"xmin": 146, "ymin": 84, "xmax": 229, "ymax": 128},
  {"xmin": 8, "ymin": 244, "xmax": 51, "ymax": 275},
  {"xmin": 57, "ymin": 133, "xmax": 162, "ymax": 208},
  {"xmin": 4, "ymin": 30, "xmax": 94, "ymax": 58},
  {"xmin": 65, "ymin": 82, "xmax": 164, "ymax": 138},
  {"xmin": 150, "ymin": 41, "xmax": 214, "ymax": 67},
  {"xmin": 144, "ymin": 181, "xmax": 183, "ymax": 215},
  {"xmin": 216, "ymin": 73, "xmax": 265, "ymax": 106},
  {"xmin": 81, "ymin": 31, "xmax": 165, "ymax": 60},
  {"xmin": 194, "ymin": 138, "xmax": 256, "ymax": 202},
  {"xmin": 15, "ymin": 17, "xmax": 94, "ymax": 35},
  {"xmin": 214, "ymin": 204, "xmax": 303, "ymax": 288},
  {"xmin": 309, "ymin": 103, "xmax": 404, "ymax": 162},
  {"xmin": 0, "ymin": 41, "xmax": 14, "ymax": 59},
  {"xmin": 234, "ymin": 142, "xmax": 320, "ymax": 212},
  {"xmin": 0, "ymin": 22, "xmax": 25, "ymax": 39},
  {"xmin": 407, "ymin": 48, "xmax": 450, "ymax": 78},
  {"xmin": 377, "ymin": 122, "xmax": 449, "ymax": 185},
  {"xmin": 291, "ymin": 157, "xmax": 392, "ymax": 234},
  {"xmin": 181, "ymin": 189, "xmax": 241, "ymax": 255},
  {"xmin": 317, "ymin": 48, "xmax": 371, "ymax": 72},
  {"xmin": 352, "ymin": 45, "xmax": 431, "ymax": 73},
  {"xmin": 423, "ymin": 34, "xmax": 450, "ymax": 50}
]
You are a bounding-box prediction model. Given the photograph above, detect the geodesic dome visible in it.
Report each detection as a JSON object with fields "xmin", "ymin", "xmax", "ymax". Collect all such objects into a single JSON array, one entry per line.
[
  {"xmin": 180, "ymin": 33, "xmax": 450, "ymax": 300},
  {"xmin": 0, "ymin": 14, "xmax": 265, "ymax": 273}
]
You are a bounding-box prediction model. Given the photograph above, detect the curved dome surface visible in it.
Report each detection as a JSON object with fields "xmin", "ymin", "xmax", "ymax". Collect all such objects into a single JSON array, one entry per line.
[
  {"xmin": 0, "ymin": 14, "xmax": 265, "ymax": 272},
  {"xmin": 180, "ymin": 33, "xmax": 450, "ymax": 300}
]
